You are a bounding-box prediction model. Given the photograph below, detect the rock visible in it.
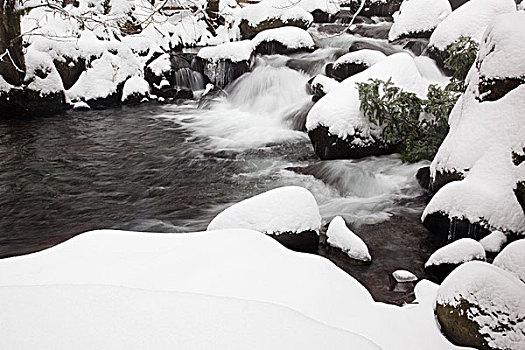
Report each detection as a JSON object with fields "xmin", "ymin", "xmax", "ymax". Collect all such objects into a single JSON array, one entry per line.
[
  {"xmin": 429, "ymin": 169, "xmax": 463, "ymax": 193},
  {"xmin": 0, "ymin": 88, "xmax": 66, "ymax": 117},
  {"xmin": 422, "ymin": 212, "xmax": 491, "ymax": 247},
  {"xmin": 53, "ymin": 56, "xmax": 86, "ymax": 90},
  {"xmin": 516, "ymin": 181, "xmax": 525, "ymax": 214},
  {"xmin": 342, "ymin": 0, "xmax": 403, "ymax": 17},
  {"xmin": 311, "ymin": 9, "xmax": 334, "ymax": 23},
  {"xmin": 308, "ymin": 126, "xmax": 394, "ymax": 160},
  {"xmin": 326, "ymin": 216, "xmax": 371, "ymax": 262},
  {"xmin": 252, "ymin": 27, "xmax": 315, "ymax": 55},
  {"xmin": 416, "ymin": 166, "xmax": 431, "ymax": 191},
  {"xmin": 435, "ymin": 261, "xmax": 525, "ymax": 350},
  {"xmin": 348, "ymin": 22, "xmax": 392, "ymax": 40},
  {"xmin": 448, "ymin": 0, "xmax": 469, "ymax": 10},
  {"xmin": 286, "ymin": 58, "xmax": 327, "ymax": 75},
  {"xmin": 207, "ymin": 186, "xmax": 322, "ymax": 253},
  {"xmin": 348, "ymin": 39, "xmax": 403, "ymax": 56},
  {"xmin": 424, "ymin": 238, "xmax": 485, "ymax": 281},
  {"xmin": 392, "ymin": 38, "xmax": 429, "ymax": 56},
  {"xmin": 478, "ymin": 77, "xmax": 525, "ymax": 102},
  {"xmin": 479, "ymin": 230, "xmax": 507, "ymax": 258},
  {"xmin": 493, "ymin": 239, "xmax": 525, "ymax": 283},
  {"xmin": 392, "ymin": 270, "xmax": 418, "ymax": 283},
  {"xmin": 328, "ymin": 50, "xmax": 386, "ymax": 81},
  {"xmin": 306, "ymin": 75, "xmax": 340, "ymax": 102}
]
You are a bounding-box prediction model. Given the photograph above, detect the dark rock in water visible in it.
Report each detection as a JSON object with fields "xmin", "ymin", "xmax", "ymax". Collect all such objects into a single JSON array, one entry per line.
[
  {"xmin": 306, "ymin": 75, "xmax": 337, "ymax": 102},
  {"xmin": 416, "ymin": 166, "xmax": 431, "ymax": 191},
  {"xmin": 349, "ymin": 39, "xmax": 402, "ymax": 56},
  {"xmin": 334, "ymin": 11, "xmax": 376, "ymax": 25},
  {"xmin": 422, "ymin": 212, "xmax": 491, "ymax": 247},
  {"xmin": 392, "ymin": 38, "xmax": 429, "ymax": 56},
  {"xmin": 329, "ymin": 61, "xmax": 368, "ymax": 81},
  {"xmin": 239, "ymin": 18, "xmax": 311, "ymax": 40},
  {"xmin": 156, "ymin": 88, "xmax": 193, "ymax": 100},
  {"xmin": 478, "ymin": 76, "xmax": 525, "ymax": 102},
  {"xmin": 309, "ymin": 126, "xmax": 393, "ymax": 160},
  {"xmin": 311, "ymin": 9, "xmax": 335, "ymax": 23},
  {"xmin": 342, "ymin": 0, "xmax": 402, "ymax": 17},
  {"xmin": 448, "ymin": 0, "xmax": 469, "ymax": 10},
  {"xmin": 254, "ymin": 40, "xmax": 315, "ymax": 56},
  {"xmin": 349, "ymin": 22, "xmax": 392, "ymax": 40},
  {"xmin": 425, "ymin": 262, "xmax": 464, "ymax": 282},
  {"xmin": 286, "ymin": 58, "xmax": 326, "ymax": 75},
  {"xmin": 0, "ymin": 88, "xmax": 66, "ymax": 118},
  {"xmin": 430, "ymin": 169, "xmax": 463, "ymax": 193},
  {"xmin": 270, "ymin": 230, "xmax": 319, "ymax": 253},
  {"xmin": 197, "ymin": 57, "xmax": 253, "ymax": 89},
  {"xmin": 53, "ymin": 56, "xmax": 86, "ymax": 90}
]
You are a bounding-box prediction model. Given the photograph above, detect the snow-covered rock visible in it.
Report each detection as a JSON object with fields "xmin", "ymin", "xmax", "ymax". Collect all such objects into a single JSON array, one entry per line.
[
  {"xmin": 252, "ymin": 27, "xmax": 315, "ymax": 55},
  {"xmin": 306, "ymin": 52, "xmax": 429, "ymax": 160},
  {"xmin": 197, "ymin": 41, "xmax": 255, "ymax": 88},
  {"xmin": 435, "ymin": 261, "xmax": 525, "ymax": 350},
  {"xmin": 479, "ymin": 230, "xmax": 507, "ymax": 255},
  {"xmin": 208, "ymin": 186, "xmax": 321, "ymax": 252},
  {"xmin": 392, "ymin": 270, "xmax": 418, "ymax": 283},
  {"xmin": 326, "ymin": 216, "xmax": 371, "ymax": 262},
  {"xmin": 388, "ymin": 0, "xmax": 452, "ymax": 42},
  {"xmin": 428, "ymin": 0, "xmax": 516, "ymax": 51},
  {"xmin": 0, "ymin": 228, "xmax": 466, "ymax": 350},
  {"xmin": 493, "ymin": 239, "xmax": 525, "ymax": 283},
  {"xmin": 328, "ymin": 50, "xmax": 386, "ymax": 82},
  {"xmin": 425, "ymin": 238, "xmax": 486, "ymax": 268},
  {"xmin": 307, "ymin": 74, "xmax": 340, "ymax": 101},
  {"xmin": 342, "ymin": 0, "xmax": 404, "ymax": 17},
  {"xmin": 235, "ymin": 1, "xmax": 313, "ymax": 39},
  {"xmin": 122, "ymin": 76, "xmax": 150, "ymax": 103}
]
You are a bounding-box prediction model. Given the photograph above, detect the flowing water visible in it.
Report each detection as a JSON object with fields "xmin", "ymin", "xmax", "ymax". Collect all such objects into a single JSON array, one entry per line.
[{"xmin": 0, "ymin": 26, "xmax": 444, "ymax": 304}]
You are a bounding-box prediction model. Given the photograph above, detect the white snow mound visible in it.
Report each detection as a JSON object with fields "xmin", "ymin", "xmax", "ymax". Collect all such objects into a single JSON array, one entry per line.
[
  {"xmin": 122, "ymin": 76, "xmax": 150, "ymax": 102},
  {"xmin": 493, "ymin": 239, "xmax": 525, "ymax": 283},
  {"xmin": 479, "ymin": 230, "xmax": 507, "ymax": 254},
  {"xmin": 428, "ymin": 0, "xmax": 516, "ymax": 51},
  {"xmin": 389, "ymin": 0, "xmax": 451, "ymax": 42},
  {"xmin": 236, "ymin": 1, "xmax": 313, "ymax": 27},
  {"xmin": 252, "ymin": 26, "xmax": 315, "ymax": 50},
  {"xmin": 332, "ymin": 50, "xmax": 386, "ymax": 70},
  {"xmin": 392, "ymin": 270, "xmax": 418, "ymax": 283},
  {"xmin": 425, "ymin": 238, "xmax": 485, "ymax": 268},
  {"xmin": 198, "ymin": 40, "xmax": 255, "ymax": 63},
  {"xmin": 326, "ymin": 216, "xmax": 371, "ymax": 261},
  {"xmin": 207, "ymin": 186, "xmax": 322, "ymax": 234}
]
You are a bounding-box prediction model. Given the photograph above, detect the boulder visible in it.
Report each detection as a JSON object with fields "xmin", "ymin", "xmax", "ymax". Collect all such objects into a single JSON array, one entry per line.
[
  {"xmin": 0, "ymin": 88, "xmax": 66, "ymax": 118},
  {"xmin": 53, "ymin": 56, "xmax": 87, "ymax": 90},
  {"xmin": 435, "ymin": 261, "xmax": 525, "ymax": 350},
  {"xmin": 422, "ymin": 212, "xmax": 491, "ymax": 247},
  {"xmin": 207, "ymin": 186, "xmax": 322, "ymax": 253},
  {"xmin": 341, "ymin": 0, "xmax": 403, "ymax": 17},
  {"xmin": 479, "ymin": 230, "xmax": 507, "ymax": 259},
  {"xmin": 306, "ymin": 75, "xmax": 340, "ymax": 102},
  {"xmin": 348, "ymin": 39, "xmax": 402, "ymax": 56},
  {"xmin": 252, "ymin": 27, "xmax": 315, "ymax": 55},
  {"xmin": 328, "ymin": 50, "xmax": 386, "ymax": 81},
  {"xmin": 424, "ymin": 238, "xmax": 485, "ymax": 281},
  {"xmin": 326, "ymin": 216, "xmax": 371, "ymax": 262},
  {"xmin": 493, "ymin": 239, "xmax": 525, "ymax": 283}
]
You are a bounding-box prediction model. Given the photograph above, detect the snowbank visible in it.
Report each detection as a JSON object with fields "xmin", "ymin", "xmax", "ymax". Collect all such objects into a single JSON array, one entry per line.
[
  {"xmin": 198, "ymin": 40, "xmax": 255, "ymax": 63},
  {"xmin": 493, "ymin": 239, "xmax": 525, "ymax": 283},
  {"xmin": 428, "ymin": 0, "xmax": 516, "ymax": 51},
  {"xmin": 0, "ymin": 229, "xmax": 465, "ymax": 350},
  {"xmin": 425, "ymin": 238, "xmax": 485, "ymax": 268},
  {"xmin": 479, "ymin": 230, "xmax": 507, "ymax": 254},
  {"xmin": 389, "ymin": 0, "xmax": 451, "ymax": 42},
  {"xmin": 252, "ymin": 26, "xmax": 315, "ymax": 50},
  {"xmin": 122, "ymin": 76, "xmax": 150, "ymax": 102},
  {"xmin": 326, "ymin": 216, "xmax": 371, "ymax": 261},
  {"xmin": 476, "ymin": 12, "xmax": 525, "ymax": 80},
  {"xmin": 306, "ymin": 52, "xmax": 428, "ymax": 144},
  {"xmin": 332, "ymin": 50, "xmax": 386, "ymax": 71},
  {"xmin": 436, "ymin": 261, "xmax": 525, "ymax": 350},
  {"xmin": 207, "ymin": 186, "xmax": 321, "ymax": 234}
]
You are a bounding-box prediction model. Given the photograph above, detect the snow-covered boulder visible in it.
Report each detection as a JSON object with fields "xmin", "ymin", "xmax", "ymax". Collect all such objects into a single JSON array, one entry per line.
[
  {"xmin": 341, "ymin": 0, "xmax": 404, "ymax": 17},
  {"xmin": 435, "ymin": 261, "xmax": 525, "ymax": 350},
  {"xmin": 392, "ymin": 270, "xmax": 418, "ymax": 282},
  {"xmin": 425, "ymin": 238, "xmax": 485, "ymax": 280},
  {"xmin": 327, "ymin": 50, "xmax": 386, "ymax": 82},
  {"xmin": 326, "ymin": 216, "xmax": 371, "ymax": 262},
  {"xmin": 121, "ymin": 76, "xmax": 150, "ymax": 104},
  {"xmin": 427, "ymin": 0, "xmax": 516, "ymax": 67},
  {"xmin": 306, "ymin": 52, "xmax": 428, "ymax": 160},
  {"xmin": 208, "ymin": 186, "xmax": 322, "ymax": 252},
  {"xmin": 476, "ymin": 12, "xmax": 525, "ymax": 101},
  {"xmin": 388, "ymin": 0, "xmax": 452, "ymax": 42},
  {"xmin": 197, "ymin": 40, "xmax": 255, "ymax": 88},
  {"xmin": 252, "ymin": 27, "xmax": 315, "ymax": 55},
  {"xmin": 306, "ymin": 74, "xmax": 340, "ymax": 101},
  {"xmin": 493, "ymin": 239, "xmax": 525, "ymax": 283},
  {"xmin": 479, "ymin": 230, "xmax": 507, "ymax": 256},
  {"xmin": 235, "ymin": 1, "xmax": 313, "ymax": 39}
]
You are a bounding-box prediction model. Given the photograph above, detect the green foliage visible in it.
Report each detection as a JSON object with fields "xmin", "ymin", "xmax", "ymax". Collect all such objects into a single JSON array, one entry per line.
[
  {"xmin": 444, "ymin": 36, "xmax": 479, "ymax": 90},
  {"xmin": 357, "ymin": 79, "xmax": 460, "ymax": 163}
]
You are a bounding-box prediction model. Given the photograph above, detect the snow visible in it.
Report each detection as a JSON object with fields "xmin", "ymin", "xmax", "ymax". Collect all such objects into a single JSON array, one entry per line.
[
  {"xmin": 0, "ymin": 228, "xmax": 466, "ymax": 350},
  {"xmin": 392, "ymin": 270, "xmax": 418, "ymax": 283},
  {"xmin": 207, "ymin": 186, "xmax": 322, "ymax": 234},
  {"xmin": 252, "ymin": 26, "xmax": 315, "ymax": 50},
  {"xmin": 476, "ymin": 12, "xmax": 525, "ymax": 80},
  {"xmin": 428, "ymin": 0, "xmax": 516, "ymax": 51},
  {"xmin": 493, "ymin": 239, "xmax": 525, "ymax": 283},
  {"xmin": 0, "ymin": 285, "xmax": 380, "ymax": 350},
  {"xmin": 122, "ymin": 76, "xmax": 150, "ymax": 102},
  {"xmin": 24, "ymin": 46, "xmax": 64, "ymax": 95},
  {"xmin": 479, "ymin": 230, "xmax": 507, "ymax": 254},
  {"xmin": 332, "ymin": 50, "xmax": 386, "ymax": 70},
  {"xmin": 309, "ymin": 74, "xmax": 340, "ymax": 94},
  {"xmin": 235, "ymin": 0, "xmax": 313, "ymax": 27},
  {"xmin": 436, "ymin": 261, "xmax": 525, "ymax": 350},
  {"xmin": 388, "ymin": 0, "xmax": 451, "ymax": 42},
  {"xmin": 306, "ymin": 52, "xmax": 430, "ymax": 144},
  {"xmin": 326, "ymin": 216, "xmax": 371, "ymax": 261},
  {"xmin": 197, "ymin": 40, "xmax": 255, "ymax": 63},
  {"xmin": 148, "ymin": 54, "xmax": 171, "ymax": 76},
  {"xmin": 425, "ymin": 238, "xmax": 485, "ymax": 268}
]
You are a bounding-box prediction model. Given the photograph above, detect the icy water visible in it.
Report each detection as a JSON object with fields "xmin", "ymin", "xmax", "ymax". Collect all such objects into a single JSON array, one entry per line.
[{"xmin": 0, "ymin": 29, "xmax": 443, "ymax": 304}]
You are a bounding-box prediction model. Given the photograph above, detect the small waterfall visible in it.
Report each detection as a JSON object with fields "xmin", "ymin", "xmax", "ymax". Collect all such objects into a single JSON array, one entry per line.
[{"xmin": 173, "ymin": 67, "xmax": 205, "ymax": 91}]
